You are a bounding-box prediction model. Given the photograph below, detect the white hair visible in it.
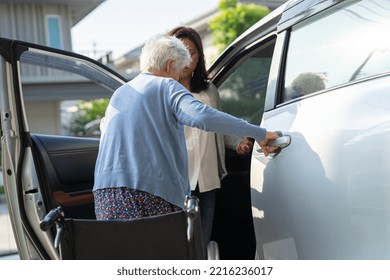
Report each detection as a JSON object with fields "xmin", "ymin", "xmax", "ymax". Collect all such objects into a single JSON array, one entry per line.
[{"xmin": 140, "ymin": 34, "xmax": 191, "ymax": 72}]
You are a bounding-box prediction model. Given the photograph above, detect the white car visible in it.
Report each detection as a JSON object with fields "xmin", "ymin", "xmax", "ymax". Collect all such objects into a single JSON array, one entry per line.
[{"xmin": 1, "ymin": 0, "xmax": 390, "ymax": 259}]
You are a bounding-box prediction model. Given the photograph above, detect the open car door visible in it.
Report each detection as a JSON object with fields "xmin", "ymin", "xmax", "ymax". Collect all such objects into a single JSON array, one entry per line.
[{"xmin": 0, "ymin": 37, "xmax": 126, "ymax": 259}]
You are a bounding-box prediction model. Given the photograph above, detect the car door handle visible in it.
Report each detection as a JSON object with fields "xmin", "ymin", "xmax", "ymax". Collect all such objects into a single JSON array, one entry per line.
[
  {"xmin": 269, "ymin": 134, "xmax": 291, "ymax": 148},
  {"xmin": 256, "ymin": 131, "xmax": 291, "ymax": 153}
]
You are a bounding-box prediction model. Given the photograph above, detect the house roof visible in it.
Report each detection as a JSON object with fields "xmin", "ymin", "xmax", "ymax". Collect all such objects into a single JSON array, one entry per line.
[
  {"xmin": 0, "ymin": 0, "xmax": 105, "ymax": 25},
  {"xmin": 67, "ymin": 0, "xmax": 106, "ymax": 25}
]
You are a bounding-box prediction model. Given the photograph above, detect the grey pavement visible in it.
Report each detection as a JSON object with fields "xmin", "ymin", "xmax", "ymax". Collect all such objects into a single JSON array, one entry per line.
[
  {"xmin": 0, "ymin": 195, "xmax": 18, "ymax": 257},
  {"xmin": 0, "ymin": 169, "xmax": 19, "ymax": 259}
]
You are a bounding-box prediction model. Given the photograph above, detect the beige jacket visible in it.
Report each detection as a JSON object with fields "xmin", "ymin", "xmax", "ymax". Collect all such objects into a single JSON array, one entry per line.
[{"xmin": 185, "ymin": 83, "xmax": 242, "ymax": 192}]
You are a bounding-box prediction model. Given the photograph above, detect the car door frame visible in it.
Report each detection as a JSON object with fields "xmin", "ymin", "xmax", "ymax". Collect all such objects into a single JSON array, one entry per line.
[
  {"xmin": 208, "ymin": 23, "xmax": 284, "ymax": 258},
  {"xmin": 0, "ymin": 38, "xmax": 126, "ymax": 259}
]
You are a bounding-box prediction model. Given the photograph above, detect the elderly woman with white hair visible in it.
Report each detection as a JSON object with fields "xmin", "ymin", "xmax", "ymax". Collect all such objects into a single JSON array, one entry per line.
[{"xmin": 93, "ymin": 34, "xmax": 279, "ymax": 220}]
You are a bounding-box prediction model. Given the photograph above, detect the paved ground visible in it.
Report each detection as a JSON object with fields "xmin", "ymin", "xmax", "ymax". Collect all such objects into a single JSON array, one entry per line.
[
  {"xmin": 0, "ymin": 168, "xmax": 19, "ymax": 259},
  {"xmin": 0, "ymin": 195, "xmax": 17, "ymax": 256}
]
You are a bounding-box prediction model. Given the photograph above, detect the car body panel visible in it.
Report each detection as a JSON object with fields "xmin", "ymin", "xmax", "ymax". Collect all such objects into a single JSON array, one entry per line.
[{"xmin": 252, "ymin": 75, "xmax": 390, "ymax": 259}]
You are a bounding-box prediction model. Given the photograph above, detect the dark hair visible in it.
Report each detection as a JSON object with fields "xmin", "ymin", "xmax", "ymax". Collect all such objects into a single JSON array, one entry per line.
[{"xmin": 167, "ymin": 26, "xmax": 209, "ymax": 93}]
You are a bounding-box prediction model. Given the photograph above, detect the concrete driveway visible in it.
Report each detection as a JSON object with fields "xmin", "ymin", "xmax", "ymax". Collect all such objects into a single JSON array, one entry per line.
[{"xmin": 0, "ymin": 168, "xmax": 18, "ymax": 259}]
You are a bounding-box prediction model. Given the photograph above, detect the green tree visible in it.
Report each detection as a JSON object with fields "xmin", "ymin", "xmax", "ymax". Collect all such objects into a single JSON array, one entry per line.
[
  {"xmin": 67, "ymin": 98, "xmax": 109, "ymax": 136},
  {"xmin": 209, "ymin": 0, "xmax": 270, "ymax": 53}
]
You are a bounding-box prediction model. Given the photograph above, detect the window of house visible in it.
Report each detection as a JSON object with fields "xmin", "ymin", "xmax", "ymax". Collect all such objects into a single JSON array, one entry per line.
[
  {"xmin": 46, "ymin": 15, "xmax": 63, "ymax": 49},
  {"xmin": 282, "ymin": 0, "xmax": 390, "ymax": 102},
  {"xmin": 217, "ymin": 38, "xmax": 276, "ymax": 125}
]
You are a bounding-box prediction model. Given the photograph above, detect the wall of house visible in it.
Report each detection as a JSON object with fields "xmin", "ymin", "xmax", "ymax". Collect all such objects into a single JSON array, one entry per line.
[
  {"xmin": 24, "ymin": 100, "xmax": 62, "ymax": 135},
  {"xmin": 0, "ymin": 2, "xmax": 73, "ymax": 136},
  {"xmin": 0, "ymin": 3, "xmax": 72, "ymax": 51},
  {"xmin": 0, "ymin": 1, "xmax": 106, "ymax": 136}
]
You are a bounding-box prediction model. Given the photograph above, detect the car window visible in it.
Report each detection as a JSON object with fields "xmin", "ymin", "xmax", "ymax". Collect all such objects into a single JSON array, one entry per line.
[
  {"xmin": 18, "ymin": 48, "xmax": 124, "ymax": 136},
  {"xmin": 218, "ymin": 38, "xmax": 276, "ymax": 125},
  {"xmin": 282, "ymin": 0, "xmax": 390, "ymax": 102}
]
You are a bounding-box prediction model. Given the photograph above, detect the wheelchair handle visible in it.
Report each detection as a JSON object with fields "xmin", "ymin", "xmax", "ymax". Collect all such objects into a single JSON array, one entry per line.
[{"xmin": 40, "ymin": 206, "xmax": 63, "ymax": 231}]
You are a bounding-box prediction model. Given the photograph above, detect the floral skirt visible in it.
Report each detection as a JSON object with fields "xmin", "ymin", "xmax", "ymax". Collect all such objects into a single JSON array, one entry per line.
[{"xmin": 94, "ymin": 187, "xmax": 182, "ymax": 220}]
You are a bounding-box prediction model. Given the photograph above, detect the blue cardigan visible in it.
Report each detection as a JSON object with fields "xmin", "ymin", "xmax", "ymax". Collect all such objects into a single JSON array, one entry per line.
[{"xmin": 93, "ymin": 72, "xmax": 266, "ymax": 208}]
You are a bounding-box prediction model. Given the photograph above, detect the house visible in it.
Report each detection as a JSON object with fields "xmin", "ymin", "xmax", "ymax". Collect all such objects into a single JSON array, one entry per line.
[{"xmin": 0, "ymin": 0, "xmax": 107, "ymax": 135}]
